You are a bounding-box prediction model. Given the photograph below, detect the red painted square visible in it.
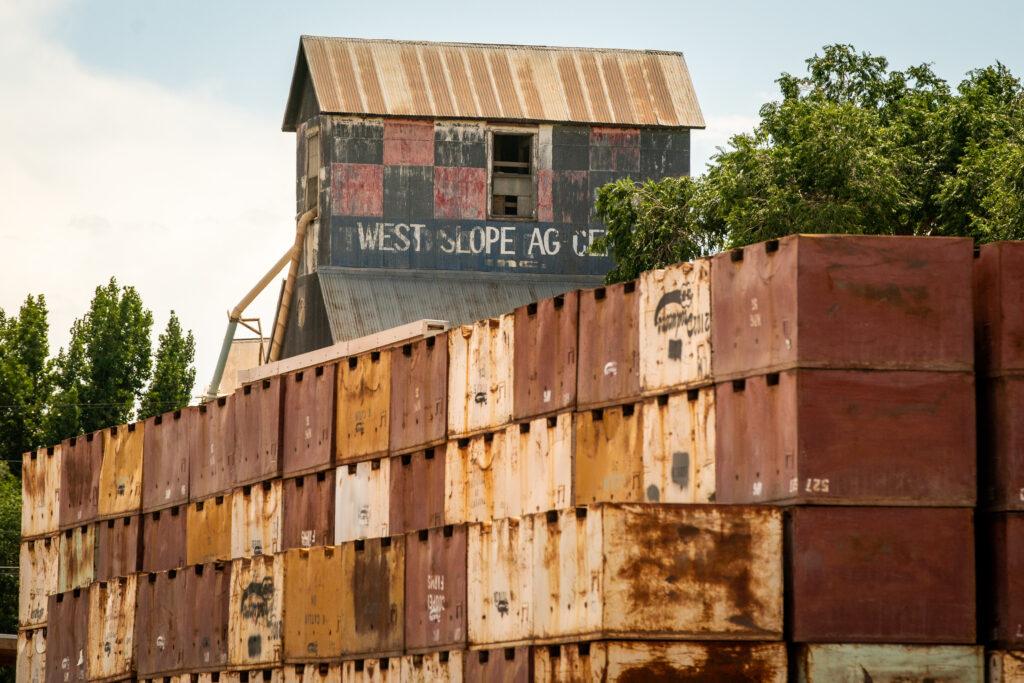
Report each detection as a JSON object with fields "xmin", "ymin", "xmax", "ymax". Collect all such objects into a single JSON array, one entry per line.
[
  {"xmin": 591, "ymin": 127, "xmax": 640, "ymax": 147},
  {"xmin": 331, "ymin": 163, "xmax": 384, "ymax": 217},
  {"xmin": 434, "ymin": 166, "xmax": 486, "ymax": 219},
  {"xmin": 537, "ymin": 169, "xmax": 553, "ymax": 222},
  {"xmin": 384, "ymin": 119, "xmax": 435, "ymax": 166}
]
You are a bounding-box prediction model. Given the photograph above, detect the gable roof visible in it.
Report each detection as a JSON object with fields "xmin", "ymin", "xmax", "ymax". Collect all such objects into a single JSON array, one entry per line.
[{"xmin": 283, "ymin": 36, "xmax": 704, "ymax": 131}]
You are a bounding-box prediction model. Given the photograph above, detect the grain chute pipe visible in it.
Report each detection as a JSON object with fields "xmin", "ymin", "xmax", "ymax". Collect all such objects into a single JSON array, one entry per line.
[{"xmin": 269, "ymin": 208, "xmax": 317, "ymax": 362}]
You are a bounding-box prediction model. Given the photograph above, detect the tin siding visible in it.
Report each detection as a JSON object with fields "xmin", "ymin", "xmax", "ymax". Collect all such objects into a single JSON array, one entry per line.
[
  {"xmin": 335, "ymin": 459, "xmax": 391, "ymax": 543},
  {"xmin": 45, "ymin": 590, "xmax": 89, "ymax": 683},
  {"xmin": 59, "ymin": 432, "xmax": 102, "ymax": 529},
  {"xmin": 22, "ymin": 446, "xmax": 61, "ymax": 539},
  {"xmin": 142, "ymin": 408, "xmax": 194, "ymax": 512},
  {"xmin": 389, "ymin": 336, "xmax": 448, "ymax": 454},
  {"xmin": 87, "ymin": 575, "xmax": 137, "ymax": 682},
  {"xmin": 282, "ymin": 363, "xmax": 337, "ymax": 478},
  {"xmin": 19, "ymin": 537, "xmax": 58, "ymax": 627},
  {"xmin": 192, "ymin": 396, "xmax": 237, "ymax": 501},
  {"xmin": 97, "ymin": 423, "xmax": 144, "ymax": 519},
  {"xmin": 135, "ymin": 569, "xmax": 188, "ymax": 677},
  {"xmin": 389, "ymin": 448, "xmax": 445, "ymax": 535},
  {"xmin": 404, "ymin": 525, "xmax": 468, "ymax": 653},
  {"xmin": 95, "ymin": 514, "xmax": 142, "ymax": 581},
  {"xmin": 142, "ymin": 505, "xmax": 187, "ymax": 572},
  {"xmin": 282, "ymin": 470, "xmax": 336, "ymax": 550},
  {"xmin": 235, "ymin": 377, "xmax": 284, "ymax": 487},
  {"xmin": 231, "ymin": 480, "xmax": 283, "ymax": 558}
]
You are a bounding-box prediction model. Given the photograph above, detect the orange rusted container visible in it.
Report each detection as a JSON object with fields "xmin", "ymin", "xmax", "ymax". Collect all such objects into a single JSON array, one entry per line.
[
  {"xmin": 282, "ymin": 470, "xmax": 335, "ymax": 550},
  {"xmin": 187, "ymin": 494, "xmax": 233, "ymax": 564},
  {"xmin": 282, "ymin": 546, "xmax": 344, "ymax": 662},
  {"xmin": 45, "ymin": 588, "xmax": 89, "ymax": 683},
  {"xmin": 18, "ymin": 627, "xmax": 47, "ymax": 683},
  {"xmin": 340, "ymin": 658, "xmax": 402, "ymax": 681},
  {"xmin": 640, "ymin": 389, "xmax": 715, "ymax": 504},
  {"xmin": 399, "ymin": 650, "xmax": 465, "ymax": 681},
  {"xmin": 229, "ymin": 554, "xmax": 284, "ymax": 668},
  {"xmin": 95, "ymin": 514, "xmax": 142, "ymax": 581},
  {"xmin": 404, "ymin": 525, "xmax": 468, "ymax": 653},
  {"xmin": 515, "ymin": 412, "xmax": 574, "ymax": 515},
  {"xmin": 135, "ymin": 568, "xmax": 188, "ymax": 677},
  {"xmin": 577, "ymin": 281, "xmax": 641, "ymax": 409},
  {"xmin": 22, "ymin": 445, "xmax": 61, "ymax": 539},
  {"xmin": 19, "ymin": 537, "xmax": 57, "ymax": 628},
  {"xmin": 234, "ymin": 376, "xmax": 284, "ymax": 486},
  {"xmin": 335, "ymin": 459, "xmax": 391, "ymax": 544},
  {"xmin": 975, "ymin": 240, "xmax": 1024, "ymax": 377},
  {"xmin": 185, "ymin": 561, "xmax": 232, "ymax": 671},
  {"xmin": 463, "ymin": 647, "xmax": 532, "ymax": 681},
  {"xmin": 573, "ymin": 403, "xmax": 643, "ymax": 505},
  {"xmin": 97, "ymin": 422, "xmax": 144, "ymax": 520},
  {"xmin": 337, "ymin": 351, "xmax": 391, "ymax": 464},
  {"xmin": 87, "ymin": 575, "xmax": 136, "ymax": 682},
  {"xmin": 141, "ymin": 504, "xmax": 186, "ymax": 572},
  {"xmin": 231, "ymin": 480, "xmax": 282, "ymax": 558},
  {"xmin": 59, "ymin": 430, "xmax": 102, "ymax": 530},
  {"xmin": 338, "ymin": 536, "xmax": 406, "ymax": 658},
  {"xmin": 58, "ymin": 523, "xmax": 96, "ymax": 593},
  {"xmin": 142, "ymin": 407, "xmax": 195, "ymax": 512},
  {"xmin": 447, "ymin": 316, "xmax": 514, "ymax": 438},
  {"xmin": 467, "ymin": 516, "xmax": 534, "ymax": 647},
  {"xmin": 390, "ymin": 335, "xmax": 448, "ymax": 454},
  {"xmin": 282, "ymin": 363, "xmax": 337, "ymax": 478},
  {"xmin": 513, "ymin": 292, "xmax": 579, "ymax": 421},
  {"xmin": 389, "ymin": 448, "xmax": 445, "ymax": 535},
  {"xmin": 192, "ymin": 395, "xmax": 237, "ymax": 501},
  {"xmin": 283, "ymin": 663, "xmax": 341, "ymax": 683},
  {"xmin": 981, "ymin": 376, "xmax": 1024, "ymax": 511},
  {"xmin": 445, "ymin": 429, "xmax": 521, "ymax": 524}
]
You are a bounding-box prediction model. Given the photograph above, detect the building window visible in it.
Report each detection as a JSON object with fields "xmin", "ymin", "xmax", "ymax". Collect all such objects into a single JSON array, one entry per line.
[
  {"xmin": 305, "ymin": 129, "xmax": 320, "ymax": 212},
  {"xmin": 490, "ymin": 132, "xmax": 535, "ymax": 219}
]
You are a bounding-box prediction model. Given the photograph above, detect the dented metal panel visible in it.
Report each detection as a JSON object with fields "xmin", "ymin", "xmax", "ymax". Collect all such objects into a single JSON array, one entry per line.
[
  {"xmin": 389, "ymin": 448, "xmax": 445, "ymax": 535},
  {"xmin": 19, "ymin": 537, "xmax": 58, "ymax": 628},
  {"xmin": 282, "ymin": 364, "xmax": 337, "ymax": 478},
  {"xmin": 45, "ymin": 589, "xmax": 88, "ymax": 683},
  {"xmin": 337, "ymin": 351, "xmax": 391, "ymax": 463},
  {"xmin": 711, "ymin": 235, "xmax": 975, "ymax": 379},
  {"xmin": 235, "ymin": 376, "xmax": 284, "ymax": 486},
  {"xmin": 58, "ymin": 523, "xmax": 96, "ymax": 593},
  {"xmin": 95, "ymin": 514, "xmax": 142, "ymax": 581},
  {"xmin": 468, "ymin": 517, "xmax": 534, "ymax": 647},
  {"xmin": 17, "ymin": 628, "xmax": 47, "ymax": 683},
  {"xmin": 229, "ymin": 554, "xmax": 284, "ymax": 668},
  {"xmin": 192, "ymin": 395, "xmax": 238, "ymax": 500},
  {"xmin": 975, "ymin": 241, "xmax": 1024, "ymax": 376},
  {"xmin": 795, "ymin": 644, "xmax": 982, "ymax": 683},
  {"xmin": 59, "ymin": 431, "xmax": 102, "ymax": 530},
  {"xmin": 983, "ymin": 512, "xmax": 1024, "ymax": 647},
  {"xmin": 283, "ymin": 663, "xmax": 342, "ymax": 683},
  {"xmin": 339, "ymin": 536, "xmax": 406, "ymax": 658},
  {"xmin": 463, "ymin": 647, "xmax": 532, "ymax": 681},
  {"xmin": 405, "ymin": 525, "xmax": 468, "ymax": 653},
  {"xmin": 187, "ymin": 494, "xmax": 233, "ymax": 564},
  {"xmin": 282, "ymin": 470, "xmax": 336, "ymax": 550},
  {"xmin": 97, "ymin": 422, "xmax": 144, "ymax": 519},
  {"xmin": 787, "ymin": 506, "xmax": 975, "ymax": 643},
  {"xmin": 339, "ymin": 658, "xmax": 402, "ymax": 682},
  {"xmin": 283, "ymin": 546, "xmax": 345, "ymax": 662},
  {"xmin": 577, "ymin": 282, "xmax": 641, "ymax": 409},
  {"xmin": 231, "ymin": 480, "xmax": 283, "ymax": 558},
  {"xmin": 335, "ymin": 459, "xmax": 391, "ymax": 543},
  {"xmin": 135, "ymin": 568, "xmax": 188, "ymax": 677},
  {"xmin": 87, "ymin": 575, "xmax": 136, "ymax": 682},
  {"xmin": 399, "ymin": 650, "xmax": 464, "ymax": 682},
  {"xmin": 981, "ymin": 376, "xmax": 1024, "ymax": 511},
  {"xmin": 447, "ymin": 316, "xmax": 514, "ymax": 438},
  {"xmin": 389, "ymin": 336, "xmax": 447, "ymax": 454},
  {"xmin": 142, "ymin": 408, "xmax": 195, "ymax": 512},
  {"xmin": 22, "ymin": 446, "xmax": 61, "ymax": 539},
  {"xmin": 573, "ymin": 403, "xmax": 643, "ymax": 505},
  {"xmin": 513, "ymin": 292, "xmax": 578, "ymax": 420},
  {"xmin": 186, "ymin": 562, "xmax": 232, "ymax": 671},
  {"xmin": 141, "ymin": 505, "xmax": 187, "ymax": 572},
  {"xmin": 638, "ymin": 260, "xmax": 712, "ymax": 395},
  {"xmin": 516, "ymin": 412, "xmax": 573, "ymax": 515},
  {"xmin": 445, "ymin": 429, "xmax": 520, "ymax": 524},
  {"xmin": 990, "ymin": 650, "xmax": 1024, "ymax": 683},
  {"xmin": 640, "ymin": 390, "xmax": 715, "ymax": 504}
]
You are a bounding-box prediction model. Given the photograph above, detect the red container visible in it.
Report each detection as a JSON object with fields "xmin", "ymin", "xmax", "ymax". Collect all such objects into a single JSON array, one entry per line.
[
  {"xmin": 282, "ymin": 470, "xmax": 336, "ymax": 550},
  {"xmin": 184, "ymin": 562, "xmax": 232, "ymax": 671},
  {"xmin": 514, "ymin": 292, "xmax": 579, "ymax": 420},
  {"xmin": 142, "ymin": 408, "xmax": 196, "ymax": 512},
  {"xmin": 983, "ymin": 512, "xmax": 1024, "ymax": 647},
  {"xmin": 975, "ymin": 241, "xmax": 1024, "ymax": 377},
  {"xmin": 191, "ymin": 395, "xmax": 237, "ymax": 501},
  {"xmin": 45, "ymin": 588, "xmax": 89, "ymax": 683},
  {"xmin": 464, "ymin": 647, "xmax": 532, "ymax": 682},
  {"xmin": 404, "ymin": 525, "xmax": 468, "ymax": 653},
  {"xmin": 787, "ymin": 506, "xmax": 975, "ymax": 643},
  {"xmin": 95, "ymin": 514, "xmax": 142, "ymax": 581},
  {"xmin": 577, "ymin": 282, "xmax": 640, "ymax": 409},
  {"xmin": 715, "ymin": 369, "xmax": 976, "ymax": 506},
  {"xmin": 981, "ymin": 376, "xmax": 1024, "ymax": 511},
  {"xmin": 235, "ymin": 376, "xmax": 284, "ymax": 486},
  {"xmin": 389, "ymin": 447, "xmax": 446, "ymax": 535},
  {"xmin": 282, "ymin": 363, "xmax": 337, "ymax": 477},
  {"xmin": 711, "ymin": 235, "xmax": 974, "ymax": 379},
  {"xmin": 141, "ymin": 504, "xmax": 187, "ymax": 572},
  {"xmin": 59, "ymin": 430, "xmax": 102, "ymax": 529},
  {"xmin": 390, "ymin": 336, "xmax": 448, "ymax": 455},
  {"xmin": 135, "ymin": 568, "xmax": 189, "ymax": 677}
]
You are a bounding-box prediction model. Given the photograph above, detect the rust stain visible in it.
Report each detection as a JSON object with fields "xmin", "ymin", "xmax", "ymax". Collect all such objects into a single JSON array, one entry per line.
[{"xmin": 618, "ymin": 646, "xmax": 777, "ymax": 683}]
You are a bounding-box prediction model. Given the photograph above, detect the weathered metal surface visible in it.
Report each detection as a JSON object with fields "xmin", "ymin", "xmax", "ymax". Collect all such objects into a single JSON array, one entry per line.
[
  {"xmin": 405, "ymin": 525, "xmax": 468, "ymax": 653},
  {"xmin": 94, "ymin": 514, "xmax": 142, "ymax": 581},
  {"xmin": 87, "ymin": 575, "xmax": 136, "ymax": 682},
  {"xmin": 58, "ymin": 524, "xmax": 96, "ymax": 593},
  {"xmin": 787, "ymin": 506, "xmax": 975, "ymax": 643},
  {"xmin": 186, "ymin": 562, "xmax": 232, "ymax": 671},
  {"xmin": 715, "ymin": 369, "xmax": 976, "ymax": 505},
  {"xmin": 638, "ymin": 260, "xmax": 712, "ymax": 395},
  {"xmin": 573, "ymin": 403, "xmax": 643, "ymax": 505},
  {"xmin": 577, "ymin": 282, "xmax": 641, "ymax": 409},
  {"xmin": 445, "ymin": 429, "xmax": 521, "ymax": 524},
  {"xmin": 463, "ymin": 647, "xmax": 532, "ymax": 681},
  {"xmin": 17, "ymin": 627, "xmax": 47, "ymax": 683},
  {"xmin": 283, "ymin": 663, "xmax": 342, "ymax": 683},
  {"xmin": 640, "ymin": 389, "xmax": 715, "ymax": 504},
  {"xmin": 340, "ymin": 658, "xmax": 402, "ymax": 682},
  {"xmin": 231, "ymin": 480, "xmax": 283, "ymax": 558},
  {"xmin": 513, "ymin": 292, "xmax": 579, "ymax": 420},
  {"xmin": 468, "ymin": 517, "xmax": 534, "ymax": 647},
  {"xmin": 447, "ymin": 316, "xmax": 514, "ymax": 437},
  {"xmin": 983, "ymin": 512, "xmax": 1024, "ymax": 647},
  {"xmin": 795, "ymin": 644, "xmax": 983, "ymax": 683},
  {"xmin": 59, "ymin": 431, "xmax": 102, "ymax": 530},
  {"xmin": 711, "ymin": 235, "xmax": 974, "ymax": 379},
  {"xmin": 97, "ymin": 422, "xmax": 144, "ymax": 519},
  {"xmin": 192, "ymin": 395, "xmax": 238, "ymax": 501},
  {"xmin": 142, "ymin": 408, "xmax": 195, "ymax": 512},
  {"xmin": 19, "ymin": 537, "xmax": 58, "ymax": 628},
  {"xmin": 981, "ymin": 376, "xmax": 1024, "ymax": 511},
  {"xmin": 389, "ymin": 336, "xmax": 447, "ymax": 454},
  {"xmin": 534, "ymin": 641, "xmax": 788, "ymax": 682},
  {"xmin": 282, "ymin": 470, "xmax": 336, "ymax": 550},
  {"xmin": 135, "ymin": 568, "xmax": 188, "ymax": 677},
  {"xmin": 283, "ymin": 546, "xmax": 345, "ymax": 662},
  {"xmin": 229, "ymin": 554, "xmax": 284, "ymax": 668},
  {"xmin": 339, "ymin": 536, "xmax": 406, "ymax": 658},
  {"xmin": 282, "ymin": 363, "xmax": 337, "ymax": 478},
  {"xmin": 389, "ymin": 448, "xmax": 445, "ymax": 535},
  {"xmin": 516, "ymin": 412, "xmax": 573, "ymax": 515},
  {"xmin": 232, "ymin": 669, "xmax": 284, "ymax": 683},
  {"xmin": 45, "ymin": 589, "xmax": 88, "ymax": 683},
  {"xmin": 975, "ymin": 241, "xmax": 1024, "ymax": 377},
  {"xmin": 990, "ymin": 650, "xmax": 1024, "ymax": 683},
  {"xmin": 22, "ymin": 446, "xmax": 61, "ymax": 539},
  {"xmin": 141, "ymin": 505, "xmax": 186, "ymax": 572},
  {"xmin": 187, "ymin": 494, "xmax": 233, "ymax": 564},
  {"xmin": 337, "ymin": 351, "xmax": 392, "ymax": 464},
  {"xmin": 235, "ymin": 376, "xmax": 284, "ymax": 486},
  {"xmin": 399, "ymin": 651, "xmax": 464, "ymax": 682},
  {"xmin": 335, "ymin": 459, "xmax": 390, "ymax": 543}
]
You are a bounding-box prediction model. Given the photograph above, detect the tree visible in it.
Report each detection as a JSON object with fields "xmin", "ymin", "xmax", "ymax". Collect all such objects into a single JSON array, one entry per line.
[
  {"xmin": 0, "ymin": 461, "xmax": 20, "ymax": 634},
  {"xmin": 0, "ymin": 296, "xmax": 51, "ymax": 470},
  {"xmin": 140, "ymin": 311, "xmax": 196, "ymax": 419}
]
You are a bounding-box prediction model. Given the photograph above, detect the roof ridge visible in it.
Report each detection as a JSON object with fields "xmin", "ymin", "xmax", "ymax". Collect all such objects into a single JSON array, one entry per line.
[{"xmin": 299, "ymin": 34, "xmax": 684, "ymax": 57}]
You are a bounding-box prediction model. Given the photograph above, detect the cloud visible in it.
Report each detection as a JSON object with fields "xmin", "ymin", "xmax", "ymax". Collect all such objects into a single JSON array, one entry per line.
[{"xmin": 690, "ymin": 114, "xmax": 759, "ymax": 175}]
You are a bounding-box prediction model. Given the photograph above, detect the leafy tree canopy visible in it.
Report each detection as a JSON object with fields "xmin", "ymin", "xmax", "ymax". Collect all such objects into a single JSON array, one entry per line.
[{"xmin": 140, "ymin": 311, "xmax": 197, "ymax": 420}]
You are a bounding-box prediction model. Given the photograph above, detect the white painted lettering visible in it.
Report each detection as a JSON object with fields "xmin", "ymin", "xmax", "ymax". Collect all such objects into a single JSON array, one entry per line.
[
  {"xmin": 393, "ymin": 223, "xmax": 411, "ymax": 252},
  {"xmin": 380, "ymin": 223, "xmax": 395, "ymax": 251},
  {"xmin": 411, "ymin": 224, "xmax": 425, "ymax": 252},
  {"xmin": 543, "ymin": 228, "xmax": 561, "ymax": 255},
  {"xmin": 500, "ymin": 226, "xmax": 516, "ymax": 255},
  {"xmin": 527, "ymin": 228, "xmax": 547, "ymax": 257},
  {"xmin": 439, "ymin": 228, "xmax": 456, "ymax": 254},
  {"xmin": 470, "ymin": 226, "xmax": 486, "ymax": 254},
  {"xmin": 356, "ymin": 222, "xmax": 382, "ymax": 250}
]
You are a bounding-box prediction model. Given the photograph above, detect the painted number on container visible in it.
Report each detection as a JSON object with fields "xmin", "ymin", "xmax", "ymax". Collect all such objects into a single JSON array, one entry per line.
[{"xmin": 805, "ymin": 478, "xmax": 830, "ymax": 493}]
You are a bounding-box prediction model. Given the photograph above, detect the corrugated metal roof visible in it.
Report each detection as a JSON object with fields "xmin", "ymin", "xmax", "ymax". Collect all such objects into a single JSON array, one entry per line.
[{"xmin": 283, "ymin": 36, "xmax": 704, "ymax": 131}]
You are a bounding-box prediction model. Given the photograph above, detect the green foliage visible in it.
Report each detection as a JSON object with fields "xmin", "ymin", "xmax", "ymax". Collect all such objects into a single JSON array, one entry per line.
[
  {"xmin": 0, "ymin": 296, "xmax": 51, "ymax": 472},
  {"xmin": 140, "ymin": 311, "xmax": 197, "ymax": 420},
  {"xmin": 0, "ymin": 461, "xmax": 21, "ymax": 634}
]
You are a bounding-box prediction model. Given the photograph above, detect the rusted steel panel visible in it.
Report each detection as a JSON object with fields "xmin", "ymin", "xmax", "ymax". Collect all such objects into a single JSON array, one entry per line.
[
  {"xmin": 284, "ymin": 663, "xmax": 342, "ymax": 683},
  {"xmin": 981, "ymin": 376, "xmax": 1024, "ymax": 511},
  {"xmin": 229, "ymin": 554, "xmax": 284, "ymax": 668},
  {"xmin": 232, "ymin": 670, "xmax": 285, "ymax": 683},
  {"xmin": 187, "ymin": 494, "xmax": 233, "ymax": 564},
  {"xmin": 445, "ymin": 429, "xmax": 520, "ymax": 524},
  {"xmin": 447, "ymin": 316, "xmax": 514, "ymax": 438},
  {"xmin": 135, "ymin": 568, "xmax": 188, "ymax": 677},
  {"xmin": 711, "ymin": 235, "xmax": 974, "ymax": 379},
  {"xmin": 389, "ymin": 448, "xmax": 445, "ymax": 535},
  {"xmin": 192, "ymin": 395, "xmax": 238, "ymax": 501},
  {"xmin": 235, "ymin": 376, "xmax": 284, "ymax": 487},
  {"xmin": 97, "ymin": 422, "xmax": 144, "ymax": 519},
  {"xmin": 142, "ymin": 408, "xmax": 195, "ymax": 512},
  {"xmin": 59, "ymin": 431, "xmax": 102, "ymax": 530},
  {"xmin": 141, "ymin": 504, "xmax": 186, "ymax": 572},
  {"xmin": 463, "ymin": 647, "xmax": 532, "ymax": 681},
  {"xmin": 405, "ymin": 525, "xmax": 468, "ymax": 653},
  {"xmin": 19, "ymin": 537, "xmax": 58, "ymax": 628},
  {"xmin": 399, "ymin": 651, "xmax": 464, "ymax": 682},
  {"xmin": 990, "ymin": 650, "xmax": 1024, "ymax": 683},
  {"xmin": 787, "ymin": 506, "xmax": 975, "ymax": 643},
  {"xmin": 513, "ymin": 292, "xmax": 579, "ymax": 421},
  {"xmin": 573, "ymin": 403, "xmax": 643, "ymax": 505},
  {"xmin": 339, "ymin": 658, "xmax": 402, "ymax": 681},
  {"xmin": 282, "ymin": 470, "xmax": 336, "ymax": 550},
  {"xmin": 95, "ymin": 514, "xmax": 142, "ymax": 581},
  {"xmin": 468, "ymin": 517, "xmax": 534, "ymax": 647},
  {"xmin": 433, "ymin": 166, "xmax": 486, "ymax": 220},
  {"xmin": 337, "ymin": 351, "xmax": 391, "ymax": 464},
  {"xmin": 87, "ymin": 575, "xmax": 136, "ymax": 682},
  {"xmin": 58, "ymin": 524, "xmax": 96, "ymax": 593},
  {"xmin": 22, "ymin": 446, "xmax": 61, "ymax": 539},
  {"xmin": 534, "ymin": 641, "xmax": 788, "ymax": 682},
  {"xmin": 231, "ymin": 480, "xmax": 283, "ymax": 558},
  {"xmin": 795, "ymin": 644, "xmax": 983, "ymax": 682},
  {"xmin": 331, "ymin": 162, "xmax": 384, "ymax": 217},
  {"xmin": 282, "ymin": 364, "xmax": 337, "ymax": 478},
  {"xmin": 983, "ymin": 512, "xmax": 1024, "ymax": 648},
  {"xmin": 638, "ymin": 260, "xmax": 712, "ymax": 395},
  {"xmin": 283, "ymin": 546, "xmax": 345, "ymax": 662},
  {"xmin": 335, "ymin": 459, "xmax": 390, "ymax": 543},
  {"xmin": 975, "ymin": 241, "xmax": 1024, "ymax": 377},
  {"xmin": 577, "ymin": 282, "xmax": 641, "ymax": 409},
  {"xmin": 389, "ymin": 336, "xmax": 447, "ymax": 454},
  {"xmin": 640, "ymin": 390, "xmax": 715, "ymax": 504},
  {"xmin": 45, "ymin": 589, "xmax": 88, "ymax": 683},
  {"xmin": 715, "ymin": 369, "xmax": 976, "ymax": 506},
  {"xmin": 516, "ymin": 412, "xmax": 573, "ymax": 515},
  {"xmin": 186, "ymin": 562, "xmax": 232, "ymax": 671},
  {"xmin": 383, "ymin": 119, "xmax": 434, "ymax": 166},
  {"xmin": 17, "ymin": 628, "xmax": 47, "ymax": 683},
  {"xmin": 338, "ymin": 536, "xmax": 406, "ymax": 658}
]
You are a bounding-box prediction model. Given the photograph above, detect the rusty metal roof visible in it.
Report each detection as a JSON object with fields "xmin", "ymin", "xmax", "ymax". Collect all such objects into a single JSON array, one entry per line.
[{"xmin": 283, "ymin": 36, "xmax": 704, "ymax": 131}]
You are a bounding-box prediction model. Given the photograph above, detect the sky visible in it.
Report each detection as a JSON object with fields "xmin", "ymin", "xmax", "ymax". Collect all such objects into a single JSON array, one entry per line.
[{"xmin": 1, "ymin": 0, "xmax": 1022, "ymax": 400}]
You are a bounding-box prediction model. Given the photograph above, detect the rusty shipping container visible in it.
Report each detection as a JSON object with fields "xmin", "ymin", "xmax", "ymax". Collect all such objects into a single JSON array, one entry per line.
[
  {"xmin": 389, "ymin": 448, "xmax": 445, "ymax": 535},
  {"xmin": 445, "ymin": 428, "xmax": 521, "ymax": 524},
  {"xmin": 45, "ymin": 589, "xmax": 88, "ymax": 683},
  {"xmin": 340, "ymin": 658, "xmax": 402, "ymax": 681},
  {"xmin": 787, "ymin": 506, "xmax": 975, "ymax": 643},
  {"xmin": 97, "ymin": 422, "xmax": 144, "ymax": 520},
  {"xmin": 574, "ymin": 403, "xmax": 643, "ymax": 505},
  {"xmin": 284, "ymin": 664, "xmax": 340, "ymax": 683},
  {"xmin": 283, "ymin": 546, "xmax": 345, "ymax": 662},
  {"xmin": 468, "ymin": 516, "xmax": 534, "ymax": 647},
  {"xmin": 982, "ymin": 512, "xmax": 1024, "ymax": 647},
  {"xmin": 22, "ymin": 446, "xmax": 61, "ymax": 539},
  {"xmin": 390, "ymin": 335, "xmax": 447, "ymax": 454},
  {"xmin": 187, "ymin": 494, "xmax": 233, "ymax": 564},
  {"xmin": 19, "ymin": 537, "xmax": 58, "ymax": 628},
  {"xmin": 711, "ymin": 234, "xmax": 974, "ymax": 379},
  {"xmin": 186, "ymin": 562, "xmax": 232, "ymax": 671},
  {"xmin": 335, "ymin": 459, "xmax": 390, "ymax": 543},
  {"xmin": 513, "ymin": 292, "xmax": 579, "ymax": 421},
  {"xmin": 231, "ymin": 670, "xmax": 284, "ymax": 683},
  {"xmin": 338, "ymin": 536, "xmax": 405, "ymax": 658},
  {"xmin": 235, "ymin": 376, "xmax": 284, "ymax": 486},
  {"xmin": 142, "ymin": 408, "xmax": 195, "ymax": 512},
  {"xmin": 464, "ymin": 647, "xmax": 532, "ymax": 681},
  {"xmin": 641, "ymin": 389, "xmax": 715, "ymax": 504},
  {"xmin": 192, "ymin": 395, "xmax": 237, "ymax": 501},
  {"xmin": 981, "ymin": 376, "xmax": 1024, "ymax": 511},
  {"xmin": 715, "ymin": 369, "xmax": 976, "ymax": 506},
  {"xmin": 516, "ymin": 412, "xmax": 573, "ymax": 515},
  {"xmin": 229, "ymin": 554, "xmax": 284, "ymax": 668},
  {"xmin": 18, "ymin": 627, "xmax": 47, "ymax": 683},
  {"xmin": 975, "ymin": 241, "xmax": 1024, "ymax": 376},
  {"xmin": 400, "ymin": 650, "xmax": 464, "ymax": 682},
  {"xmin": 282, "ymin": 363, "xmax": 337, "ymax": 477},
  {"xmin": 405, "ymin": 525, "xmax": 468, "ymax": 653},
  {"xmin": 337, "ymin": 351, "xmax": 391, "ymax": 464},
  {"xmin": 58, "ymin": 523, "xmax": 96, "ymax": 593},
  {"xmin": 59, "ymin": 431, "xmax": 102, "ymax": 529},
  {"xmin": 282, "ymin": 470, "xmax": 335, "ymax": 549},
  {"xmin": 794, "ymin": 644, "xmax": 983, "ymax": 682},
  {"xmin": 990, "ymin": 650, "xmax": 1024, "ymax": 683},
  {"xmin": 577, "ymin": 282, "xmax": 641, "ymax": 409},
  {"xmin": 135, "ymin": 569, "xmax": 188, "ymax": 677},
  {"xmin": 232, "ymin": 480, "xmax": 282, "ymax": 558},
  {"xmin": 87, "ymin": 575, "xmax": 137, "ymax": 682},
  {"xmin": 141, "ymin": 504, "xmax": 186, "ymax": 572},
  {"xmin": 447, "ymin": 316, "xmax": 514, "ymax": 438},
  {"xmin": 95, "ymin": 514, "xmax": 142, "ymax": 581}
]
